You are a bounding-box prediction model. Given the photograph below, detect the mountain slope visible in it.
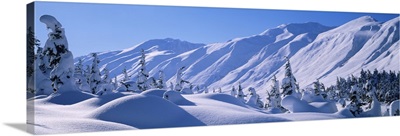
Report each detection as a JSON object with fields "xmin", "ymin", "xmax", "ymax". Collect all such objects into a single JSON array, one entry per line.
[
  {"xmin": 273, "ymin": 16, "xmax": 399, "ymax": 89},
  {"xmin": 75, "ymin": 16, "xmax": 399, "ymax": 99}
]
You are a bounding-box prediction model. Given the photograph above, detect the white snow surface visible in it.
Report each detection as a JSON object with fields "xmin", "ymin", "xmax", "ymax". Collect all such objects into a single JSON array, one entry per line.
[
  {"xmin": 30, "ymin": 16, "xmax": 399, "ymax": 134},
  {"xmin": 29, "ymin": 90, "xmax": 351, "ymax": 134}
]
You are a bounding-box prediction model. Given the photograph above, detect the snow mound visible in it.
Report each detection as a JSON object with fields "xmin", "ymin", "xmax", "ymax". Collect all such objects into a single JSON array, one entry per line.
[
  {"xmin": 88, "ymin": 94, "xmax": 205, "ymax": 128},
  {"xmin": 140, "ymin": 89, "xmax": 167, "ymax": 97},
  {"xmin": 180, "ymin": 95, "xmax": 288, "ymax": 125},
  {"xmin": 163, "ymin": 90, "xmax": 195, "ymax": 106},
  {"xmin": 334, "ymin": 108, "xmax": 355, "ymax": 118},
  {"xmin": 76, "ymin": 92, "xmax": 128, "ymax": 107},
  {"xmin": 265, "ymin": 107, "xmax": 284, "ymax": 114},
  {"xmin": 282, "ymin": 96, "xmax": 337, "ymax": 113},
  {"xmin": 32, "ymin": 118, "xmax": 136, "ymax": 134},
  {"xmin": 309, "ymin": 102, "xmax": 338, "ymax": 113},
  {"xmin": 301, "ymin": 91, "xmax": 326, "ymax": 102},
  {"xmin": 194, "ymin": 93, "xmax": 247, "ymax": 107},
  {"xmin": 39, "ymin": 91, "xmax": 95, "ymax": 105}
]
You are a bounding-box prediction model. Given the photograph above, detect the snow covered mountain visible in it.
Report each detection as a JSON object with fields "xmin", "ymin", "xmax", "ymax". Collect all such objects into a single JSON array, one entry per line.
[{"xmin": 75, "ymin": 16, "xmax": 399, "ymax": 99}]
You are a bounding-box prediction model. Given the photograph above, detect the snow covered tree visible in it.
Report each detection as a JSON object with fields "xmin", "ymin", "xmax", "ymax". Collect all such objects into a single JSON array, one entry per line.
[
  {"xmin": 30, "ymin": 46, "xmax": 54, "ymax": 95},
  {"xmin": 113, "ymin": 76, "xmax": 118, "ymax": 89},
  {"xmin": 122, "ymin": 67, "xmax": 130, "ymax": 82},
  {"xmin": 39, "ymin": 15, "xmax": 77, "ymax": 93},
  {"xmin": 156, "ymin": 70, "xmax": 166, "ymax": 89},
  {"xmin": 27, "ymin": 26, "xmax": 40, "ymax": 79},
  {"xmin": 346, "ymin": 84, "xmax": 365, "ymax": 117},
  {"xmin": 246, "ymin": 87, "xmax": 263, "ymax": 108},
  {"xmin": 313, "ymin": 79, "xmax": 322, "ymax": 96},
  {"xmin": 175, "ymin": 66, "xmax": 190, "ymax": 92},
  {"xmin": 89, "ymin": 53, "xmax": 101, "ymax": 94},
  {"xmin": 236, "ymin": 82, "xmax": 246, "ymax": 102},
  {"xmin": 231, "ymin": 86, "xmax": 237, "ymax": 96},
  {"xmin": 281, "ymin": 57, "xmax": 300, "ymax": 98},
  {"xmin": 169, "ymin": 82, "xmax": 174, "ymax": 91},
  {"xmin": 266, "ymin": 75, "xmax": 282, "ymax": 110},
  {"xmin": 136, "ymin": 49, "xmax": 149, "ymax": 92},
  {"xmin": 97, "ymin": 68, "xmax": 115, "ymax": 95},
  {"xmin": 102, "ymin": 68, "xmax": 111, "ymax": 83},
  {"xmin": 73, "ymin": 59, "xmax": 90, "ymax": 92}
]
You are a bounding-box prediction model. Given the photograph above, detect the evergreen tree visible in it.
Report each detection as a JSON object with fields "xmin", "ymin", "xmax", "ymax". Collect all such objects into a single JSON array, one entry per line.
[
  {"xmin": 313, "ymin": 79, "xmax": 322, "ymax": 96},
  {"xmin": 175, "ymin": 66, "xmax": 190, "ymax": 92},
  {"xmin": 78, "ymin": 65, "xmax": 90, "ymax": 93},
  {"xmin": 122, "ymin": 67, "xmax": 130, "ymax": 82},
  {"xmin": 246, "ymin": 87, "xmax": 263, "ymax": 108},
  {"xmin": 102, "ymin": 68, "xmax": 111, "ymax": 83},
  {"xmin": 113, "ymin": 76, "xmax": 118, "ymax": 89},
  {"xmin": 89, "ymin": 53, "xmax": 101, "ymax": 94},
  {"xmin": 73, "ymin": 59, "xmax": 89, "ymax": 92},
  {"xmin": 27, "ymin": 26, "xmax": 40, "ymax": 79},
  {"xmin": 136, "ymin": 49, "xmax": 149, "ymax": 91},
  {"xmin": 266, "ymin": 75, "xmax": 282, "ymax": 109},
  {"xmin": 39, "ymin": 15, "xmax": 77, "ymax": 93},
  {"xmin": 281, "ymin": 57, "xmax": 300, "ymax": 98},
  {"xmin": 346, "ymin": 84, "xmax": 365, "ymax": 116},
  {"xmin": 231, "ymin": 86, "xmax": 237, "ymax": 96},
  {"xmin": 97, "ymin": 68, "xmax": 114, "ymax": 95},
  {"xmin": 237, "ymin": 82, "xmax": 246, "ymax": 102},
  {"xmin": 169, "ymin": 82, "xmax": 174, "ymax": 91},
  {"xmin": 156, "ymin": 70, "xmax": 166, "ymax": 89}
]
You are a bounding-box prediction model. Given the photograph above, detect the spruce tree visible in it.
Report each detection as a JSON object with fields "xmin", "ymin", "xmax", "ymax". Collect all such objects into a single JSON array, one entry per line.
[
  {"xmin": 89, "ymin": 53, "xmax": 101, "ymax": 94},
  {"xmin": 40, "ymin": 15, "xmax": 77, "ymax": 93},
  {"xmin": 231, "ymin": 86, "xmax": 237, "ymax": 96},
  {"xmin": 156, "ymin": 70, "xmax": 166, "ymax": 89},
  {"xmin": 136, "ymin": 49, "xmax": 149, "ymax": 91},
  {"xmin": 27, "ymin": 26, "xmax": 40, "ymax": 78},
  {"xmin": 122, "ymin": 67, "xmax": 130, "ymax": 82},
  {"xmin": 175, "ymin": 66, "xmax": 190, "ymax": 92},
  {"xmin": 237, "ymin": 82, "xmax": 245, "ymax": 102},
  {"xmin": 281, "ymin": 57, "xmax": 300, "ymax": 98}
]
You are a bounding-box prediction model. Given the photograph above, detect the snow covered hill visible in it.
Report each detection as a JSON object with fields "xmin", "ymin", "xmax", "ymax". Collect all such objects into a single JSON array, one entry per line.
[
  {"xmin": 277, "ymin": 16, "xmax": 400, "ymax": 89},
  {"xmin": 75, "ymin": 16, "xmax": 399, "ymax": 99}
]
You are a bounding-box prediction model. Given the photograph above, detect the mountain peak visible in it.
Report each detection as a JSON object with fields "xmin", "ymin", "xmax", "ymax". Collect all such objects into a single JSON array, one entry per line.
[
  {"xmin": 357, "ymin": 16, "xmax": 378, "ymax": 22},
  {"xmin": 344, "ymin": 16, "xmax": 378, "ymax": 25},
  {"xmin": 260, "ymin": 22, "xmax": 333, "ymax": 36}
]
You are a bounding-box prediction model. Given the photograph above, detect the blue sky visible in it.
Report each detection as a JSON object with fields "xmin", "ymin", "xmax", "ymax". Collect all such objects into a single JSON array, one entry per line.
[{"xmin": 34, "ymin": 2, "xmax": 398, "ymax": 57}]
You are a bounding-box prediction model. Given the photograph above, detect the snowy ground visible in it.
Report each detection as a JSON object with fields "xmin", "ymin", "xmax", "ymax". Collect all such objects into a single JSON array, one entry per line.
[{"xmin": 27, "ymin": 90, "xmax": 356, "ymax": 134}]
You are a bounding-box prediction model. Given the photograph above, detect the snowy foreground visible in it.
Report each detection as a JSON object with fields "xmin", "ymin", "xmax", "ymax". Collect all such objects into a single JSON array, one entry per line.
[{"xmin": 27, "ymin": 89, "xmax": 360, "ymax": 134}]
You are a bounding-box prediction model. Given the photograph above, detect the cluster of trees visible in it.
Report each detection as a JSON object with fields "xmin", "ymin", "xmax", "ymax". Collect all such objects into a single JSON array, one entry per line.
[
  {"xmin": 264, "ymin": 57, "xmax": 300, "ymax": 112},
  {"xmin": 324, "ymin": 69, "xmax": 399, "ymax": 116},
  {"xmin": 326, "ymin": 69, "xmax": 400, "ymax": 104},
  {"xmin": 261, "ymin": 57, "xmax": 399, "ymax": 116}
]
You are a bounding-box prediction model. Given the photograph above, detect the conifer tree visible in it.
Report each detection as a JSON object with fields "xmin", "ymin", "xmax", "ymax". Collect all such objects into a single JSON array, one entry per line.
[
  {"xmin": 122, "ymin": 67, "xmax": 130, "ymax": 82},
  {"xmin": 175, "ymin": 66, "xmax": 190, "ymax": 92},
  {"xmin": 237, "ymin": 82, "xmax": 245, "ymax": 102},
  {"xmin": 136, "ymin": 49, "xmax": 149, "ymax": 91},
  {"xmin": 89, "ymin": 53, "xmax": 101, "ymax": 94},
  {"xmin": 281, "ymin": 57, "xmax": 300, "ymax": 98},
  {"xmin": 266, "ymin": 75, "xmax": 282, "ymax": 109},
  {"xmin": 40, "ymin": 15, "xmax": 77, "ymax": 93},
  {"xmin": 231, "ymin": 86, "xmax": 237, "ymax": 96},
  {"xmin": 156, "ymin": 70, "xmax": 166, "ymax": 89}
]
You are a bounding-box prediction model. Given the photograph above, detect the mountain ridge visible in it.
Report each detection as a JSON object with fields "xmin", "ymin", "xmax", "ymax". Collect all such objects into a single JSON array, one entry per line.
[{"xmin": 75, "ymin": 16, "xmax": 399, "ymax": 99}]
